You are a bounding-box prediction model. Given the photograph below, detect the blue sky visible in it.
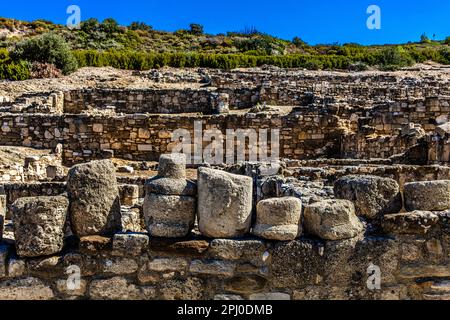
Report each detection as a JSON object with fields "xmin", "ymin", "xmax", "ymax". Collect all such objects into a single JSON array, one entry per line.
[{"xmin": 0, "ymin": 0, "xmax": 449, "ymax": 45}]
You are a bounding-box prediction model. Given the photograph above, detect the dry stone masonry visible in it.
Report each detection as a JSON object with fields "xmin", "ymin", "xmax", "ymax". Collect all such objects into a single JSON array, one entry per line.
[{"xmin": 0, "ymin": 66, "xmax": 449, "ymax": 300}]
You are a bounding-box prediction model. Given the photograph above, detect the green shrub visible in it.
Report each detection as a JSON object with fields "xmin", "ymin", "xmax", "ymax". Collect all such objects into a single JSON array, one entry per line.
[
  {"xmin": 81, "ymin": 18, "xmax": 100, "ymax": 33},
  {"xmin": 189, "ymin": 24, "xmax": 204, "ymax": 35},
  {"xmin": 444, "ymin": 36, "xmax": 450, "ymax": 45},
  {"xmin": 0, "ymin": 49, "xmax": 30, "ymax": 80},
  {"xmin": 101, "ymin": 18, "xmax": 120, "ymax": 34},
  {"xmin": 11, "ymin": 33, "xmax": 78, "ymax": 74},
  {"xmin": 420, "ymin": 33, "xmax": 431, "ymax": 43},
  {"xmin": 377, "ymin": 46, "xmax": 414, "ymax": 69},
  {"xmin": 129, "ymin": 22, "xmax": 152, "ymax": 32}
]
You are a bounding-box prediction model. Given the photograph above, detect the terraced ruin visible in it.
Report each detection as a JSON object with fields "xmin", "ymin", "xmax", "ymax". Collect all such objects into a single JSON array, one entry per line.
[{"xmin": 0, "ymin": 64, "xmax": 449, "ymax": 300}]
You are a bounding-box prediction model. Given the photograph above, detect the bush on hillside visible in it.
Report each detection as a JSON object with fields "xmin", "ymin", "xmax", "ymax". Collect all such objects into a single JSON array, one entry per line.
[
  {"xmin": 377, "ymin": 46, "xmax": 414, "ymax": 70},
  {"xmin": 11, "ymin": 33, "xmax": 78, "ymax": 74},
  {"xmin": 0, "ymin": 49, "xmax": 30, "ymax": 80},
  {"xmin": 189, "ymin": 23, "xmax": 204, "ymax": 35}
]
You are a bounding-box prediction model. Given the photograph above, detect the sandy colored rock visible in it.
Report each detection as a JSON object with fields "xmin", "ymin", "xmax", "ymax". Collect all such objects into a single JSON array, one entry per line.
[
  {"xmin": 89, "ymin": 277, "xmax": 155, "ymax": 300},
  {"xmin": 304, "ymin": 199, "xmax": 364, "ymax": 240},
  {"xmin": 158, "ymin": 153, "xmax": 187, "ymax": 179},
  {"xmin": 197, "ymin": 167, "xmax": 253, "ymax": 238},
  {"xmin": 382, "ymin": 211, "xmax": 439, "ymax": 235},
  {"xmin": 252, "ymin": 197, "xmax": 302, "ymax": 240},
  {"xmin": 334, "ymin": 175, "xmax": 402, "ymax": 219},
  {"xmin": 0, "ymin": 277, "xmax": 54, "ymax": 300},
  {"xmin": 403, "ymin": 180, "xmax": 450, "ymax": 211},
  {"xmin": 12, "ymin": 196, "xmax": 68, "ymax": 257},
  {"xmin": 143, "ymin": 194, "xmax": 196, "ymax": 237},
  {"xmin": 145, "ymin": 177, "xmax": 197, "ymax": 196},
  {"xmin": 67, "ymin": 160, "xmax": 121, "ymax": 236}
]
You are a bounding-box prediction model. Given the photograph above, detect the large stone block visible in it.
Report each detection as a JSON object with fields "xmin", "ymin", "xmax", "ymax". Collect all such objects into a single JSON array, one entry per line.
[
  {"xmin": 382, "ymin": 211, "xmax": 439, "ymax": 235},
  {"xmin": 145, "ymin": 177, "xmax": 197, "ymax": 196},
  {"xmin": 334, "ymin": 175, "xmax": 402, "ymax": 219},
  {"xmin": 253, "ymin": 197, "xmax": 302, "ymax": 241},
  {"xmin": 403, "ymin": 180, "xmax": 450, "ymax": 212},
  {"xmin": 143, "ymin": 194, "xmax": 195, "ymax": 237},
  {"xmin": 158, "ymin": 153, "xmax": 187, "ymax": 179},
  {"xmin": 89, "ymin": 277, "xmax": 155, "ymax": 300},
  {"xmin": 0, "ymin": 277, "xmax": 54, "ymax": 300},
  {"xmin": 12, "ymin": 196, "xmax": 68, "ymax": 257},
  {"xmin": 304, "ymin": 199, "xmax": 364, "ymax": 240},
  {"xmin": 67, "ymin": 160, "xmax": 121, "ymax": 236},
  {"xmin": 198, "ymin": 167, "xmax": 253, "ymax": 238}
]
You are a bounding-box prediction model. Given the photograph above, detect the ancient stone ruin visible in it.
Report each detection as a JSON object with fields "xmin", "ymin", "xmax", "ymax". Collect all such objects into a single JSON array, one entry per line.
[{"xmin": 0, "ymin": 66, "xmax": 449, "ymax": 300}]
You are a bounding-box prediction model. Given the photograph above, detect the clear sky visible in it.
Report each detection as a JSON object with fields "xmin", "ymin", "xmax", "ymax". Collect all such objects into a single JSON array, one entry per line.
[{"xmin": 0, "ymin": 0, "xmax": 449, "ymax": 45}]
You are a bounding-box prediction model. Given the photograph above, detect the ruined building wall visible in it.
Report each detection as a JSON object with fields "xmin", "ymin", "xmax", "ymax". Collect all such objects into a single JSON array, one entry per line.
[{"xmin": 1, "ymin": 161, "xmax": 450, "ymax": 300}]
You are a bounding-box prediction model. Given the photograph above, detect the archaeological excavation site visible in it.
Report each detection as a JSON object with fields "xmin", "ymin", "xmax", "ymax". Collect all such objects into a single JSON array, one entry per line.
[{"xmin": 0, "ymin": 65, "xmax": 449, "ymax": 301}]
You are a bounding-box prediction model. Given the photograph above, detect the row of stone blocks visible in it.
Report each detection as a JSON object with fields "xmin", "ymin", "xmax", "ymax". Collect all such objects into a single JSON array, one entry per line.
[{"xmin": 1, "ymin": 154, "xmax": 450, "ymax": 258}]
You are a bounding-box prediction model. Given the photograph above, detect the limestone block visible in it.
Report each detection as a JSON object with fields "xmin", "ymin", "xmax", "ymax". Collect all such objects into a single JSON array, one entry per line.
[
  {"xmin": 0, "ymin": 277, "xmax": 54, "ymax": 300},
  {"xmin": 143, "ymin": 194, "xmax": 195, "ymax": 237},
  {"xmin": 158, "ymin": 153, "xmax": 187, "ymax": 179},
  {"xmin": 145, "ymin": 177, "xmax": 197, "ymax": 196},
  {"xmin": 382, "ymin": 211, "xmax": 439, "ymax": 235},
  {"xmin": 67, "ymin": 160, "xmax": 121, "ymax": 236},
  {"xmin": 118, "ymin": 184, "xmax": 139, "ymax": 206},
  {"xmin": 189, "ymin": 260, "xmax": 236, "ymax": 277},
  {"xmin": 89, "ymin": 277, "xmax": 155, "ymax": 300},
  {"xmin": 334, "ymin": 175, "xmax": 402, "ymax": 219},
  {"xmin": 12, "ymin": 196, "xmax": 68, "ymax": 257},
  {"xmin": 403, "ymin": 180, "xmax": 450, "ymax": 211},
  {"xmin": 304, "ymin": 199, "xmax": 364, "ymax": 240},
  {"xmin": 112, "ymin": 233, "xmax": 149, "ymax": 256},
  {"xmin": 252, "ymin": 197, "xmax": 302, "ymax": 241},
  {"xmin": 198, "ymin": 167, "xmax": 253, "ymax": 238}
]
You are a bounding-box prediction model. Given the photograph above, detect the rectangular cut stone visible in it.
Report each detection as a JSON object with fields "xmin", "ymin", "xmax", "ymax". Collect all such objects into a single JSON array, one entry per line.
[
  {"xmin": 147, "ymin": 258, "xmax": 188, "ymax": 272},
  {"xmin": 138, "ymin": 144, "xmax": 152, "ymax": 151},
  {"xmin": 189, "ymin": 260, "xmax": 235, "ymax": 277}
]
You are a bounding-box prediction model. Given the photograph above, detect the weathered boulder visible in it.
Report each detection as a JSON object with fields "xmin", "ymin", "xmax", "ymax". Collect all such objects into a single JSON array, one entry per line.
[
  {"xmin": 303, "ymin": 199, "xmax": 364, "ymax": 240},
  {"xmin": 143, "ymin": 154, "xmax": 196, "ymax": 237},
  {"xmin": 197, "ymin": 167, "xmax": 253, "ymax": 238},
  {"xmin": 252, "ymin": 197, "xmax": 302, "ymax": 241},
  {"xmin": 403, "ymin": 180, "xmax": 450, "ymax": 212},
  {"xmin": 145, "ymin": 177, "xmax": 196, "ymax": 196},
  {"xmin": 158, "ymin": 153, "xmax": 187, "ymax": 179},
  {"xmin": 143, "ymin": 194, "xmax": 196, "ymax": 237},
  {"xmin": 67, "ymin": 160, "xmax": 121, "ymax": 236},
  {"xmin": 382, "ymin": 211, "xmax": 439, "ymax": 235},
  {"xmin": 12, "ymin": 196, "xmax": 68, "ymax": 257},
  {"xmin": 334, "ymin": 175, "xmax": 402, "ymax": 219}
]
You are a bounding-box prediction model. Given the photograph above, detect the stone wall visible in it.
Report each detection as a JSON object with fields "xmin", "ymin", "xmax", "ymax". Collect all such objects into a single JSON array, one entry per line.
[
  {"xmin": 63, "ymin": 89, "xmax": 218, "ymax": 114},
  {"xmin": 1, "ymin": 161, "xmax": 450, "ymax": 300},
  {"xmin": 0, "ymin": 112, "xmax": 342, "ymax": 165}
]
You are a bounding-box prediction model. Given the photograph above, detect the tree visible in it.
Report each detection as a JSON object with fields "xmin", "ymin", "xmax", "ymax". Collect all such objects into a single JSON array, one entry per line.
[
  {"xmin": 444, "ymin": 36, "xmax": 450, "ymax": 45},
  {"xmin": 292, "ymin": 36, "xmax": 307, "ymax": 47},
  {"xmin": 101, "ymin": 18, "xmax": 120, "ymax": 34},
  {"xmin": 189, "ymin": 23, "xmax": 204, "ymax": 35},
  {"xmin": 81, "ymin": 18, "xmax": 100, "ymax": 33},
  {"xmin": 129, "ymin": 21, "xmax": 152, "ymax": 32},
  {"xmin": 11, "ymin": 33, "xmax": 78, "ymax": 75},
  {"xmin": 420, "ymin": 33, "xmax": 431, "ymax": 43}
]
